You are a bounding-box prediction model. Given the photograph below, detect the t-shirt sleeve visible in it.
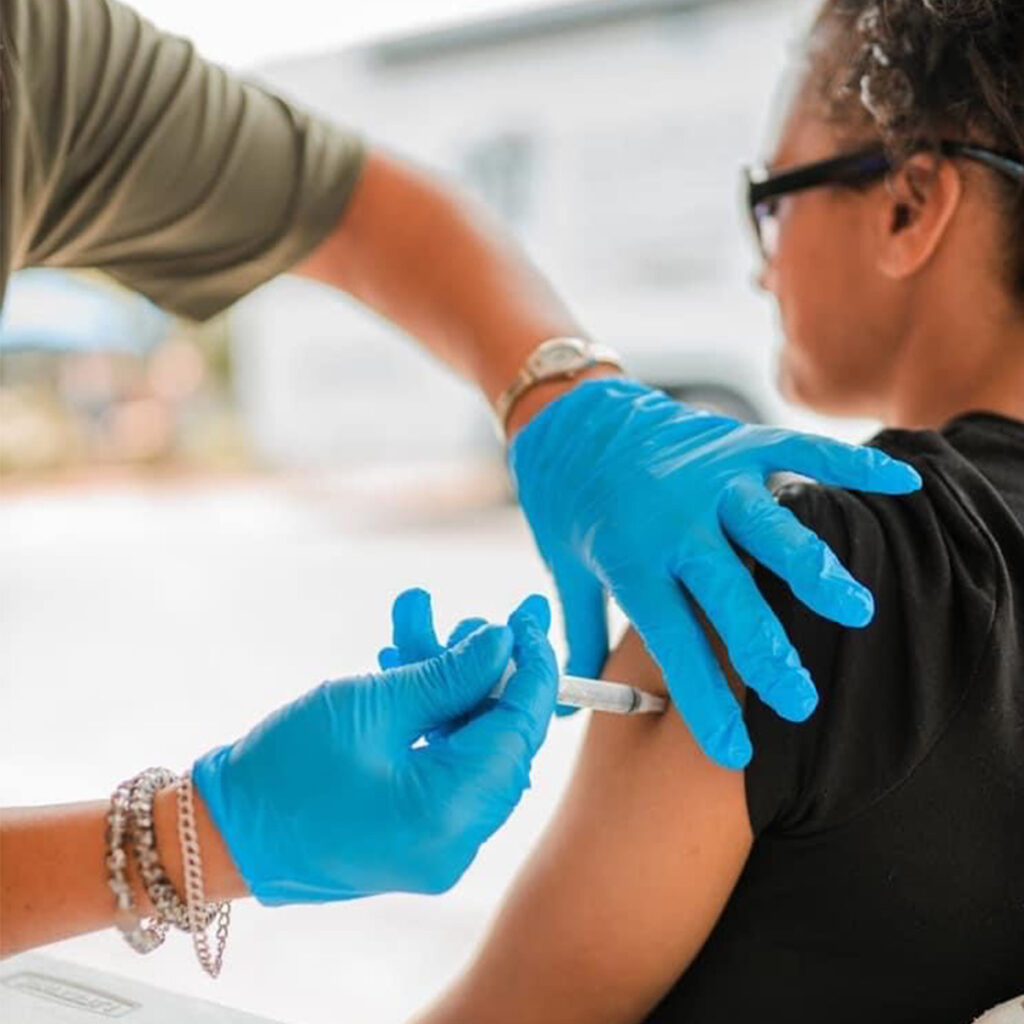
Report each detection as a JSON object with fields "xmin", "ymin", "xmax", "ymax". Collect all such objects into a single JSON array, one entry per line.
[
  {"xmin": 7, "ymin": 0, "xmax": 365, "ymax": 320},
  {"xmin": 744, "ymin": 432, "xmax": 999, "ymax": 837}
]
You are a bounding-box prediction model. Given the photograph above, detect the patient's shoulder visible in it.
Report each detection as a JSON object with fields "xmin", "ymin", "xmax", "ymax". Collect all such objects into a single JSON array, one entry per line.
[
  {"xmin": 602, "ymin": 627, "xmax": 670, "ymax": 698},
  {"xmin": 603, "ymin": 617, "xmax": 744, "ymax": 710},
  {"xmin": 747, "ymin": 434, "xmax": 1007, "ymax": 836}
]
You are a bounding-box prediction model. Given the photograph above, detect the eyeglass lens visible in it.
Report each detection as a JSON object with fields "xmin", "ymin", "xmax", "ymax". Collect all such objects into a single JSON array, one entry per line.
[{"xmin": 753, "ymin": 199, "xmax": 780, "ymax": 261}]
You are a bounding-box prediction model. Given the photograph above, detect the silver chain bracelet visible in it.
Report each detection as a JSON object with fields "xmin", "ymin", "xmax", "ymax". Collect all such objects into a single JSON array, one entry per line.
[
  {"xmin": 128, "ymin": 768, "xmax": 218, "ymax": 933},
  {"xmin": 176, "ymin": 773, "xmax": 232, "ymax": 978},
  {"xmin": 106, "ymin": 768, "xmax": 230, "ymax": 976}
]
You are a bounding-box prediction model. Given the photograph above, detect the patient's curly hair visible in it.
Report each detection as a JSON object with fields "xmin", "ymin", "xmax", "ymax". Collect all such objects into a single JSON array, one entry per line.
[{"xmin": 809, "ymin": 0, "xmax": 1024, "ymax": 296}]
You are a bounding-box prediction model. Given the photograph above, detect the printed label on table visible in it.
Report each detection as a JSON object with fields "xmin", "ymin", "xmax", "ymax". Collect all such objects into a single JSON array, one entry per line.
[{"xmin": 2, "ymin": 972, "xmax": 139, "ymax": 1017}]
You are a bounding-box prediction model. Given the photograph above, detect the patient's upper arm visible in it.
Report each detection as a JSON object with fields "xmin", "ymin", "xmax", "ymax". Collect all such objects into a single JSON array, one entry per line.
[{"xmin": 412, "ymin": 629, "xmax": 753, "ymax": 1024}]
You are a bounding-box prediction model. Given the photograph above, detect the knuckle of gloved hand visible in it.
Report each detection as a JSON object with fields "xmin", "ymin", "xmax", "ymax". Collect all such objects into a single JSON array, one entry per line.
[
  {"xmin": 747, "ymin": 621, "xmax": 801, "ymax": 677},
  {"xmin": 308, "ymin": 678, "xmax": 354, "ymax": 729},
  {"xmin": 445, "ymin": 633, "xmax": 491, "ymax": 680},
  {"xmin": 729, "ymin": 489, "xmax": 775, "ymax": 533},
  {"xmin": 432, "ymin": 785, "xmax": 477, "ymax": 848},
  {"xmin": 476, "ymin": 743, "xmax": 532, "ymax": 809},
  {"xmin": 636, "ymin": 615, "xmax": 684, "ymax": 653},
  {"xmin": 429, "ymin": 810, "xmax": 486, "ymax": 891},
  {"xmin": 735, "ymin": 614, "xmax": 783, "ymax": 661},
  {"xmin": 759, "ymin": 426, "xmax": 790, "ymax": 449},
  {"xmin": 417, "ymin": 652, "xmax": 459, "ymax": 703},
  {"xmin": 789, "ymin": 537, "xmax": 830, "ymax": 580},
  {"xmin": 671, "ymin": 543, "xmax": 720, "ymax": 582},
  {"xmin": 493, "ymin": 724, "xmax": 535, "ymax": 774},
  {"xmin": 419, "ymin": 854, "xmax": 464, "ymax": 896}
]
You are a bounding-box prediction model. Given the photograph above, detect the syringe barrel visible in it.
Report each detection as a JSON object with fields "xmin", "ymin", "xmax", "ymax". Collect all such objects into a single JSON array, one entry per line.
[
  {"xmin": 558, "ymin": 674, "xmax": 638, "ymax": 714},
  {"xmin": 489, "ymin": 665, "xmax": 665, "ymax": 715}
]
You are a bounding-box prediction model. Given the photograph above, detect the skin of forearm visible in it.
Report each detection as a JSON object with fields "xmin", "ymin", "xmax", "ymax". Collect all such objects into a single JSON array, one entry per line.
[
  {"xmin": 0, "ymin": 787, "xmax": 247, "ymax": 958},
  {"xmin": 296, "ymin": 149, "xmax": 621, "ymax": 418}
]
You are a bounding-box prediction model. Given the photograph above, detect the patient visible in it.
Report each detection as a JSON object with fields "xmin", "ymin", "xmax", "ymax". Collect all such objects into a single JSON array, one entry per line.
[{"xmin": 412, "ymin": 2, "xmax": 1024, "ymax": 1022}]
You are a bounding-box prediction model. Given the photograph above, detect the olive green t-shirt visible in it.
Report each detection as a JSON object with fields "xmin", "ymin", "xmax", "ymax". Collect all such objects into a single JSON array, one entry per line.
[{"xmin": 0, "ymin": 0, "xmax": 366, "ymax": 319}]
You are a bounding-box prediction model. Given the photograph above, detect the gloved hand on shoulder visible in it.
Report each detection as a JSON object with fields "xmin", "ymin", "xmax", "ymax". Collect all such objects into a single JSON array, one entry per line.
[{"xmin": 510, "ymin": 378, "xmax": 922, "ymax": 768}]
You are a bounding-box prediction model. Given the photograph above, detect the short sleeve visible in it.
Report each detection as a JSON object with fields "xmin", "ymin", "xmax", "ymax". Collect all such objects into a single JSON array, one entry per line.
[
  {"xmin": 6, "ymin": 0, "xmax": 365, "ymax": 320},
  {"xmin": 744, "ymin": 432, "xmax": 1000, "ymax": 837}
]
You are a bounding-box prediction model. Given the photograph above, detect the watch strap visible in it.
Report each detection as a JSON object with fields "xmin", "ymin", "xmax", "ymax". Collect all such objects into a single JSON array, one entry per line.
[{"xmin": 495, "ymin": 337, "xmax": 624, "ymax": 433}]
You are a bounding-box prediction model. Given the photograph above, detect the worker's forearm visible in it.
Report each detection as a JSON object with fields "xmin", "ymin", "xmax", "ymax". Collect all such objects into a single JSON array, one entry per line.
[
  {"xmin": 297, "ymin": 149, "xmax": 613, "ymax": 414},
  {"xmin": 0, "ymin": 787, "xmax": 247, "ymax": 958}
]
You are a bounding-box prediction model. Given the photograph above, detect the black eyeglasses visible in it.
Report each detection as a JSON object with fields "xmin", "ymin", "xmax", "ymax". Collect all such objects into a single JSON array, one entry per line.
[{"xmin": 744, "ymin": 140, "xmax": 1024, "ymax": 262}]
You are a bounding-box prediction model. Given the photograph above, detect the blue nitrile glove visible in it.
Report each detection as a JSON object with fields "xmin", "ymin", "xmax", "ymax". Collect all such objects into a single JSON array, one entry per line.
[
  {"xmin": 379, "ymin": 588, "xmax": 548, "ymax": 670},
  {"xmin": 378, "ymin": 588, "xmax": 492, "ymax": 671},
  {"xmin": 192, "ymin": 603, "xmax": 558, "ymax": 906},
  {"xmin": 509, "ymin": 378, "xmax": 922, "ymax": 769},
  {"xmin": 378, "ymin": 589, "xmax": 550, "ymax": 736}
]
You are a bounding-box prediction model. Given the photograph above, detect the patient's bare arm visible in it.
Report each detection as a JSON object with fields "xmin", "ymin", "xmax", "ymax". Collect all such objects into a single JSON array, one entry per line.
[{"xmin": 411, "ymin": 628, "xmax": 753, "ymax": 1024}]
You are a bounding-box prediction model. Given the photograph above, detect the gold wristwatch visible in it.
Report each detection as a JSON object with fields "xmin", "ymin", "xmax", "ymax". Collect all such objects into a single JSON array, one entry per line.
[{"xmin": 494, "ymin": 337, "xmax": 624, "ymax": 434}]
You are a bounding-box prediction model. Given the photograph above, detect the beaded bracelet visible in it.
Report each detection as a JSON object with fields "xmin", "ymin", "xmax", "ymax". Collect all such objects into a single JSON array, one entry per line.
[
  {"xmin": 128, "ymin": 768, "xmax": 218, "ymax": 933},
  {"xmin": 106, "ymin": 767, "xmax": 229, "ymax": 976},
  {"xmin": 106, "ymin": 775, "xmax": 169, "ymax": 954}
]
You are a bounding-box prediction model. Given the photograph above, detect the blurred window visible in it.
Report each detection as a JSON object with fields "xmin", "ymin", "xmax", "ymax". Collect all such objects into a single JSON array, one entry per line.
[
  {"xmin": 570, "ymin": 118, "xmax": 742, "ymax": 289},
  {"xmin": 461, "ymin": 131, "xmax": 535, "ymax": 229}
]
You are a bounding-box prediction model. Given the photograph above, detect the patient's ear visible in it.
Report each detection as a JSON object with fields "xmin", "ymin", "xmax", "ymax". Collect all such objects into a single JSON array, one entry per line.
[{"xmin": 875, "ymin": 154, "xmax": 963, "ymax": 280}]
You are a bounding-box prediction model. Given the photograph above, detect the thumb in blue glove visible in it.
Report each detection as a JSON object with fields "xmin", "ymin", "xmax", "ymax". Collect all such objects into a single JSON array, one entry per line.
[
  {"xmin": 193, "ymin": 607, "xmax": 557, "ymax": 906},
  {"xmin": 378, "ymin": 588, "xmax": 574, "ymax": 718}
]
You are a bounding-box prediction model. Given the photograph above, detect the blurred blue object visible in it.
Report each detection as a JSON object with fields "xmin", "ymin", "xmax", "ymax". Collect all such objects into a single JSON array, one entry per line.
[{"xmin": 0, "ymin": 269, "xmax": 170, "ymax": 354}]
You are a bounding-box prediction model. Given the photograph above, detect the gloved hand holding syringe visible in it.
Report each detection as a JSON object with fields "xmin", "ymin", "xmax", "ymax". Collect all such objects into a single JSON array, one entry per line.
[{"xmin": 380, "ymin": 587, "xmax": 666, "ymax": 718}]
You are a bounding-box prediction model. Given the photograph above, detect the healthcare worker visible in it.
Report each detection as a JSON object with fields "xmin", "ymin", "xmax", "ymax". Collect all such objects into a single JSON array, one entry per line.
[{"xmin": 0, "ymin": 0, "xmax": 921, "ymax": 966}]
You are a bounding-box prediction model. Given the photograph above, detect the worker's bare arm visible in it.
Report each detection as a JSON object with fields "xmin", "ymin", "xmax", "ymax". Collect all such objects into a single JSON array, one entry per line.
[
  {"xmin": 0, "ymin": 789, "xmax": 247, "ymax": 958},
  {"xmin": 410, "ymin": 628, "xmax": 753, "ymax": 1024},
  {"xmin": 295, "ymin": 150, "xmax": 618, "ymax": 434}
]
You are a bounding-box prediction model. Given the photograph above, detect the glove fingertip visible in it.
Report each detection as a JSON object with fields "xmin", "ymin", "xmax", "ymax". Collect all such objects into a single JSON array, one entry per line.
[
  {"xmin": 511, "ymin": 594, "xmax": 551, "ymax": 634},
  {"xmin": 456, "ymin": 622, "xmax": 514, "ymax": 678},
  {"xmin": 447, "ymin": 617, "xmax": 489, "ymax": 648},
  {"xmin": 837, "ymin": 584, "xmax": 875, "ymax": 628},
  {"xmin": 764, "ymin": 669, "xmax": 820, "ymax": 722},
  {"xmin": 810, "ymin": 575, "xmax": 875, "ymax": 628},
  {"xmin": 871, "ymin": 457, "xmax": 923, "ymax": 494},
  {"xmin": 708, "ymin": 717, "xmax": 753, "ymax": 770},
  {"xmin": 393, "ymin": 587, "xmax": 432, "ymax": 628},
  {"xmin": 378, "ymin": 647, "xmax": 401, "ymax": 670}
]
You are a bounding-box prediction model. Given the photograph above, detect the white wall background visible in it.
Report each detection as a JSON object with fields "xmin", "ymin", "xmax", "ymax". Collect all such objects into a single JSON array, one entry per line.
[{"xmin": 229, "ymin": 0, "xmax": 873, "ymax": 470}]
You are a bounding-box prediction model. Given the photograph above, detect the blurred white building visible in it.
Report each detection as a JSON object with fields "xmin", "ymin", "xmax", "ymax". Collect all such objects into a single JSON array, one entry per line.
[{"xmin": 232, "ymin": 0, "xmax": 858, "ymax": 470}]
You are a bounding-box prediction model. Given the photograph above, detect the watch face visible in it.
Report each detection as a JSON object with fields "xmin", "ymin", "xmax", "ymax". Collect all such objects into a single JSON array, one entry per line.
[
  {"xmin": 534, "ymin": 340, "xmax": 586, "ymax": 374},
  {"xmin": 547, "ymin": 346, "xmax": 579, "ymax": 368}
]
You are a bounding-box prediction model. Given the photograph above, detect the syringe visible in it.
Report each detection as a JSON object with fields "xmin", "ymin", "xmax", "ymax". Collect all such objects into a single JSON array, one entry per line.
[{"xmin": 490, "ymin": 665, "xmax": 666, "ymax": 716}]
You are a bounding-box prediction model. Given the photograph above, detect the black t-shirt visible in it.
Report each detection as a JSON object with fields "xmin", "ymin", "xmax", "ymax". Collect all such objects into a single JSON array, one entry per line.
[{"xmin": 648, "ymin": 412, "xmax": 1024, "ymax": 1023}]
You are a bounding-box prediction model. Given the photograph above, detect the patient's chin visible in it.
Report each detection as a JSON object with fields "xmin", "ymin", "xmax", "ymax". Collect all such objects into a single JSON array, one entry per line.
[
  {"xmin": 776, "ymin": 355, "xmax": 814, "ymax": 409},
  {"xmin": 777, "ymin": 354, "xmax": 852, "ymax": 419}
]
